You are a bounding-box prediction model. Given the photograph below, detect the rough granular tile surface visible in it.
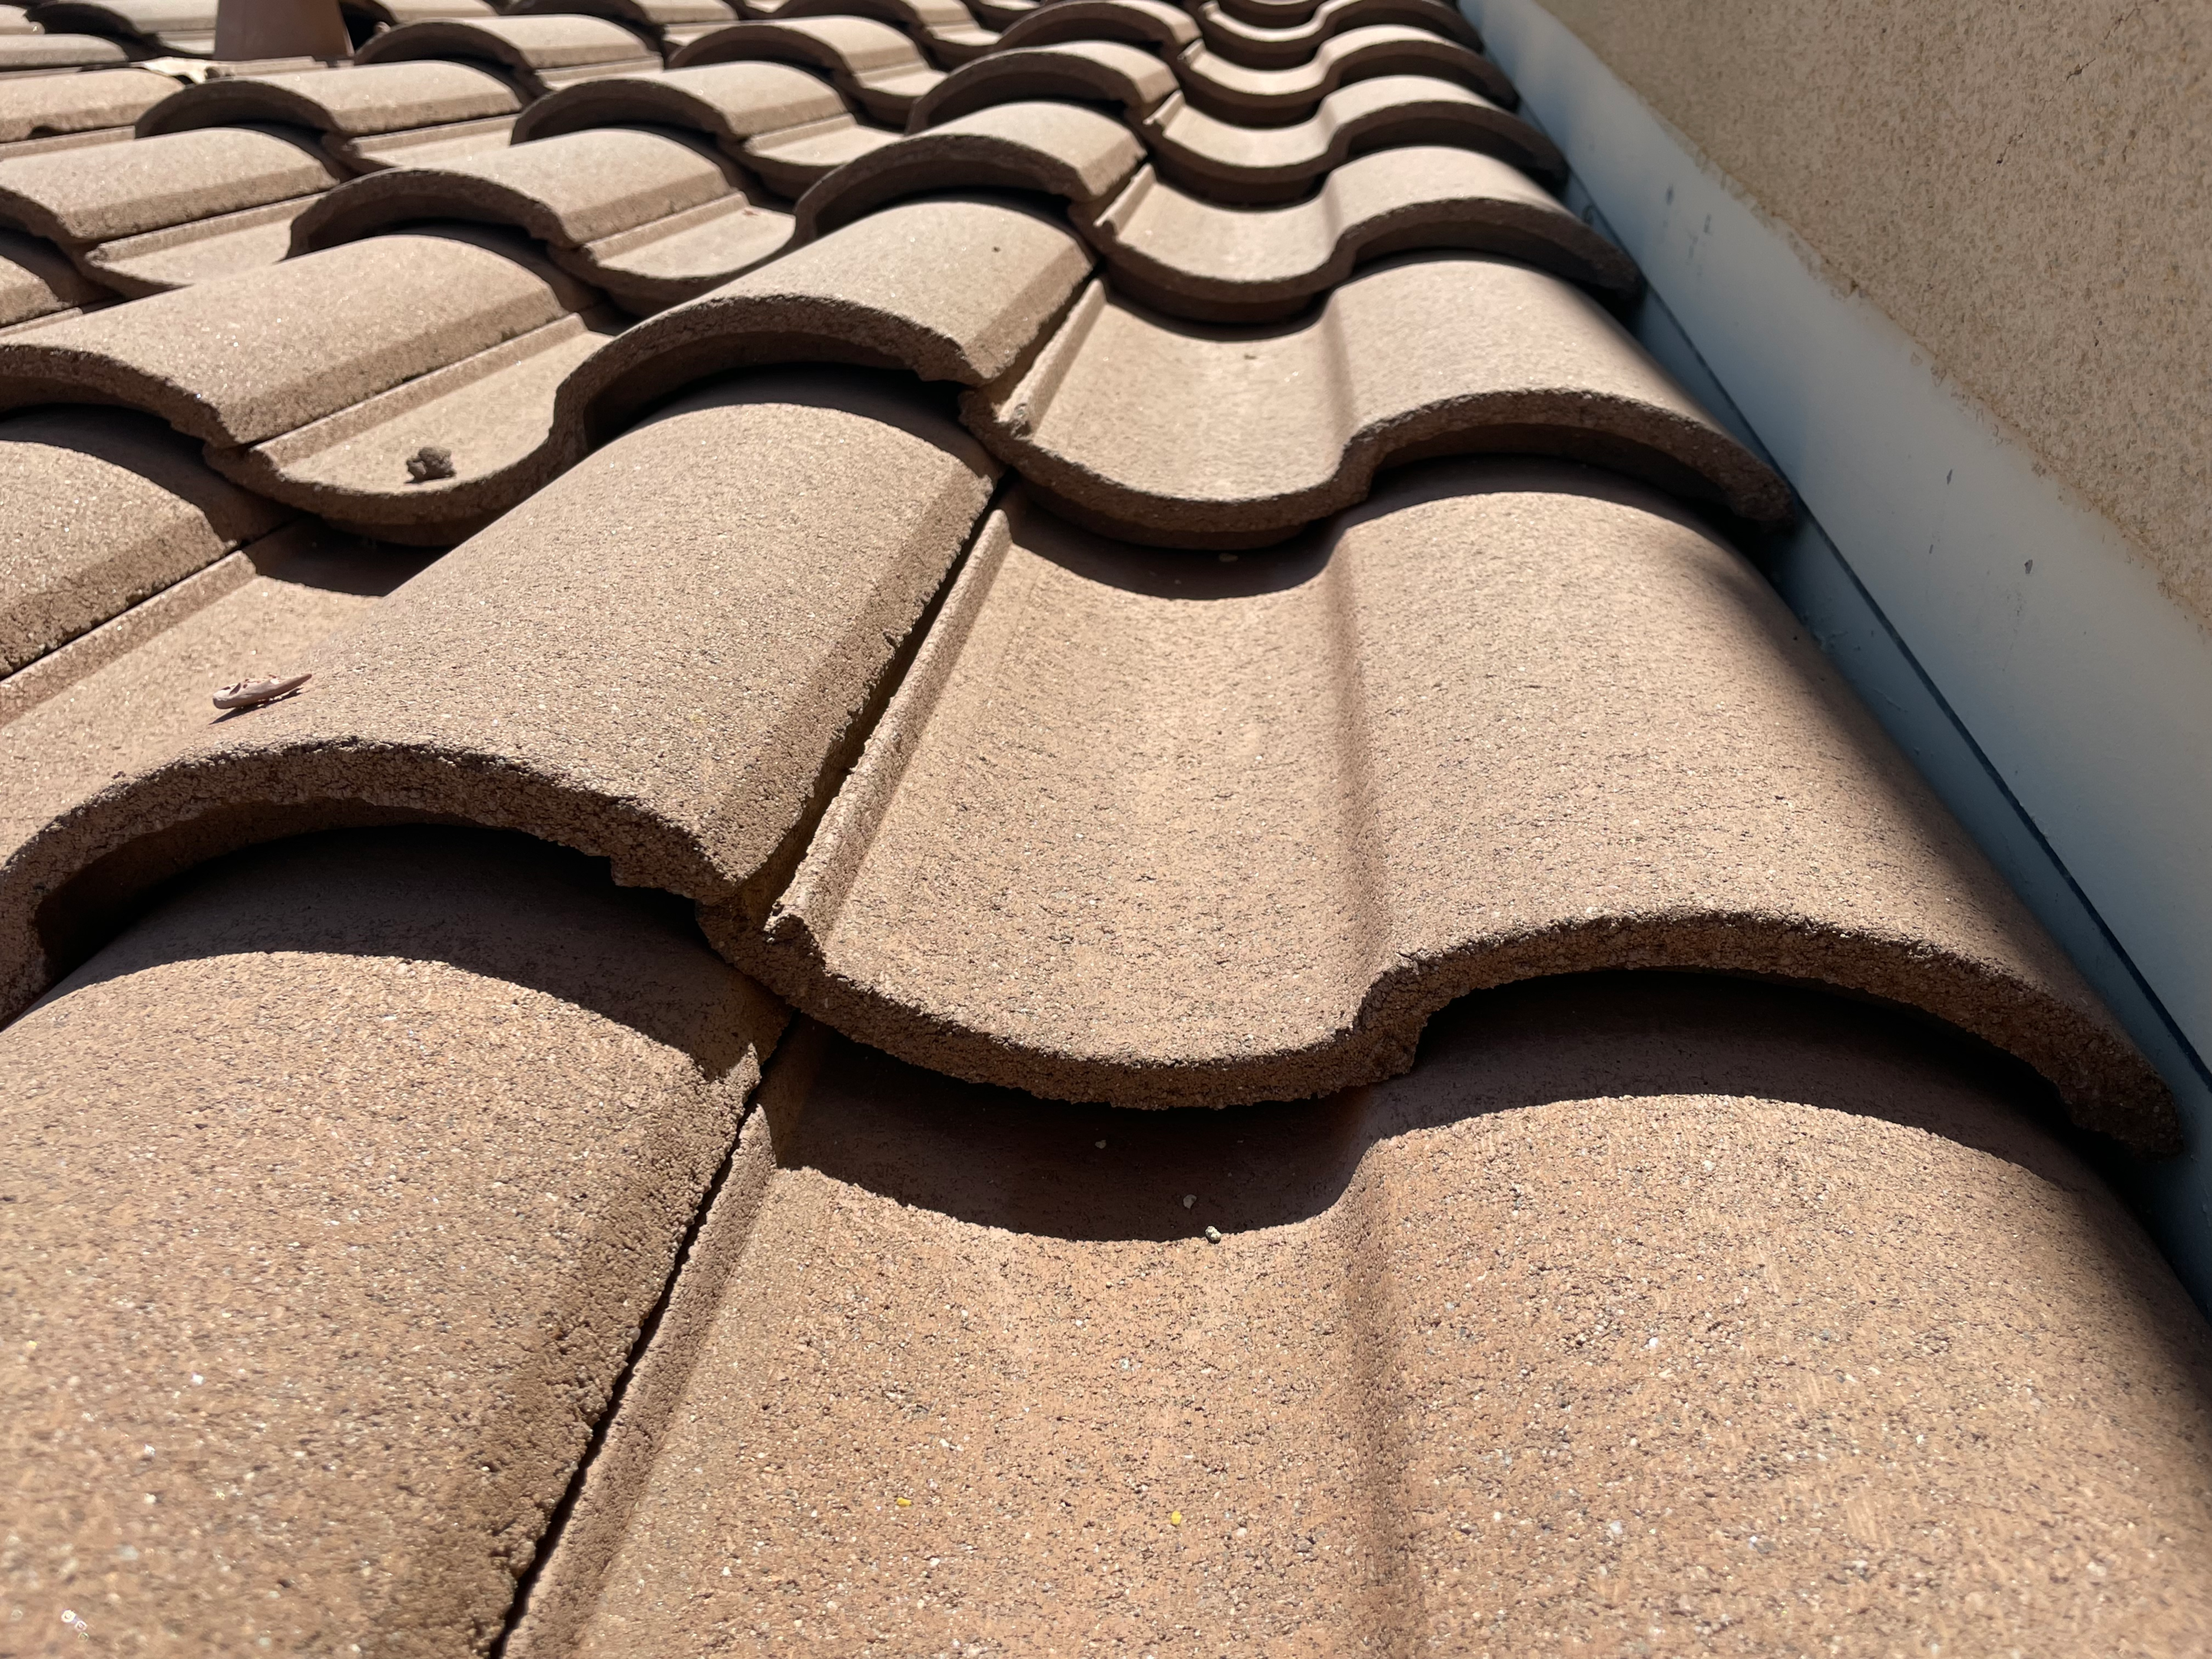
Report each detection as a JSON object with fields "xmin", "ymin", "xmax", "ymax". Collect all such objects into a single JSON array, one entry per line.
[
  {"xmin": 0, "ymin": 829, "xmax": 785, "ymax": 1658},
  {"xmin": 507, "ymin": 977, "xmax": 2212, "ymax": 1657}
]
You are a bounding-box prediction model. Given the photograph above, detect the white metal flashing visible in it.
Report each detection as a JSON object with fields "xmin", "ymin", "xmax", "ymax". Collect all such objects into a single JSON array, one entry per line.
[{"xmin": 1462, "ymin": 0, "xmax": 2212, "ymax": 1293}]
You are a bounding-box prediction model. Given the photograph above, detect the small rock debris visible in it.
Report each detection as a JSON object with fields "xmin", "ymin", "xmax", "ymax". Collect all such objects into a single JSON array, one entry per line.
[
  {"xmin": 212, "ymin": 672, "xmax": 311, "ymax": 711},
  {"xmin": 1204, "ymin": 1226, "xmax": 1222, "ymax": 1244},
  {"xmin": 406, "ymin": 445, "xmax": 456, "ymax": 482}
]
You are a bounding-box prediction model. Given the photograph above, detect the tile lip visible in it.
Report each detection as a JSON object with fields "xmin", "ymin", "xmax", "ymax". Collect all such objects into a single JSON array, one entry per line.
[{"xmin": 792, "ymin": 101, "xmax": 1142, "ymax": 238}]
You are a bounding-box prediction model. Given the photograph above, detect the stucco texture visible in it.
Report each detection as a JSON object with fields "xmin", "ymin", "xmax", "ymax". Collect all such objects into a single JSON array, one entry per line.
[{"xmin": 1534, "ymin": 0, "xmax": 2212, "ymax": 630}]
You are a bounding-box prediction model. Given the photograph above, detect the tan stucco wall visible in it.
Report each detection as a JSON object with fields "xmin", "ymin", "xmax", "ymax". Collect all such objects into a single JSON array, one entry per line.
[{"xmin": 1535, "ymin": 0, "xmax": 2211, "ymax": 628}]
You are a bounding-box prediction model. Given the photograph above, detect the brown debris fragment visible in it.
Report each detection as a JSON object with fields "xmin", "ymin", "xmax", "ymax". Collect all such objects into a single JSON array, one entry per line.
[{"xmin": 210, "ymin": 669, "xmax": 309, "ymax": 708}]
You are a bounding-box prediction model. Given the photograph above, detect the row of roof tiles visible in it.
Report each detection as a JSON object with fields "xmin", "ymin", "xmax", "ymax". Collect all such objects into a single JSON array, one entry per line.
[
  {"xmin": 5, "ymin": 9, "xmax": 2209, "ymax": 1651},
  {"xmin": 0, "ymin": 0, "xmax": 1479, "ymax": 78}
]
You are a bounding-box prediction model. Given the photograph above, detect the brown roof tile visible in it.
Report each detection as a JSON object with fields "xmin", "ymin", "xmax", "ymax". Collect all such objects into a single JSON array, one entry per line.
[
  {"xmin": 1076, "ymin": 144, "xmax": 1639, "ymax": 320},
  {"xmin": 502, "ymin": 982, "xmax": 2212, "ymax": 1655},
  {"xmin": 730, "ymin": 469, "xmax": 2164, "ymax": 1143},
  {"xmin": 509, "ymin": 58, "xmax": 846, "ymax": 144},
  {"xmin": 134, "ymin": 59, "xmax": 524, "ymax": 156},
  {"xmin": 1193, "ymin": 0, "xmax": 1476, "ymax": 68},
  {"xmin": 0, "ymin": 28, "xmax": 134, "ymax": 69},
  {"xmin": 0, "ymin": 63, "xmax": 174, "ymax": 146},
  {"xmin": 0, "ymin": 220, "xmax": 103, "ymax": 326},
  {"xmin": 773, "ymin": 0, "xmax": 1001, "ymax": 68},
  {"xmin": 0, "ymin": 369, "xmax": 998, "ymax": 1016},
  {"xmin": 0, "ymin": 826, "xmax": 786, "ymax": 1656},
  {"xmin": 0, "ymin": 5, "xmax": 35, "ymax": 30},
  {"xmin": 0, "ymin": 228, "xmax": 611, "ymax": 538},
  {"xmin": 342, "ymin": 0, "xmax": 500, "ymax": 27},
  {"xmin": 1177, "ymin": 22, "xmax": 1516, "ymax": 123},
  {"xmin": 2, "ymin": 524, "xmax": 430, "ymax": 853},
  {"xmin": 25, "ymin": 0, "xmax": 211, "ymax": 53},
  {"xmin": 0, "ymin": 124, "xmax": 337, "ymax": 294},
  {"xmin": 906, "ymin": 36, "xmax": 1174, "ymax": 128},
  {"xmin": 353, "ymin": 12, "xmax": 662, "ymax": 96},
  {"xmin": 507, "ymin": 60, "xmax": 892, "ymax": 196},
  {"xmin": 0, "ymin": 228, "xmax": 575, "ymax": 443},
  {"xmin": 0, "ymin": 406, "xmax": 285, "ymax": 675},
  {"xmin": 667, "ymin": 15, "xmax": 943, "ymax": 123},
  {"xmin": 570, "ymin": 194, "xmax": 1091, "ymax": 432},
  {"xmin": 1141, "ymin": 71, "xmax": 1564, "ymax": 204},
  {"xmin": 793, "ymin": 98, "xmax": 1141, "ymax": 237},
  {"xmin": 966, "ymin": 256, "xmax": 1785, "ymax": 541},
  {"xmin": 990, "ymin": 0, "xmax": 1199, "ymax": 55},
  {"xmin": 505, "ymin": 0, "xmax": 740, "ymax": 56},
  {"xmin": 290, "ymin": 126, "xmax": 791, "ymax": 312}
]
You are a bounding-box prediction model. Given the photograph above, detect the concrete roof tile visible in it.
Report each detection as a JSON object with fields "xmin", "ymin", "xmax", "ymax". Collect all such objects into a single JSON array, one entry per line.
[
  {"xmin": 343, "ymin": 0, "xmax": 498, "ymax": 26},
  {"xmin": 505, "ymin": 0, "xmax": 740, "ymax": 55},
  {"xmin": 772, "ymin": 0, "xmax": 1002, "ymax": 68},
  {"xmin": 509, "ymin": 59, "xmax": 846, "ymax": 144},
  {"xmin": 0, "ymin": 406, "xmax": 286, "ymax": 674},
  {"xmin": 1076, "ymin": 144, "xmax": 1639, "ymax": 320},
  {"xmin": 0, "ymin": 124, "xmax": 336, "ymax": 300},
  {"xmin": 27, "ymin": 0, "xmax": 210, "ymax": 52},
  {"xmin": 0, "ymin": 220, "xmax": 102, "ymax": 325},
  {"xmin": 2, "ymin": 525, "xmax": 432, "ymax": 855},
  {"xmin": 0, "ymin": 229, "xmax": 575, "ymax": 445},
  {"xmin": 1194, "ymin": 0, "xmax": 1477, "ymax": 68},
  {"xmin": 1142, "ymin": 71, "xmax": 1565, "ymax": 203},
  {"xmin": 907, "ymin": 37, "xmax": 1175, "ymax": 128},
  {"xmin": 329, "ymin": 110, "xmax": 518, "ymax": 173},
  {"xmin": 289, "ymin": 127, "xmax": 790, "ymax": 311},
  {"xmin": 0, "ymin": 28, "xmax": 134, "ymax": 68},
  {"xmin": 502, "ymin": 984, "xmax": 2212, "ymax": 1654},
  {"xmin": 135, "ymin": 59, "xmax": 524, "ymax": 143},
  {"xmin": 354, "ymin": 13, "xmax": 663, "ymax": 97},
  {"xmin": 0, "ymin": 369, "xmax": 998, "ymax": 1016},
  {"xmin": 966, "ymin": 255, "xmax": 1786, "ymax": 541},
  {"xmin": 0, "ymin": 826, "xmax": 786, "ymax": 1656},
  {"xmin": 667, "ymin": 15, "xmax": 944, "ymax": 124},
  {"xmin": 0, "ymin": 5, "xmax": 34, "ymax": 30},
  {"xmin": 737, "ymin": 108, "xmax": 897, "ymax": 193},
  {"xmin": 793, "ymin": 99, "xmax": 1141, "ymax": 237},
  {"xmin": 1177, "ymin": 22, "xmax": 1516, "ymax": 122},
  {"xmin": 990, "ymin": 0, "xmax": 1199, "ymax": 55},
  {"xmin": 0, "ymin": 63, "xmax": 173, "ymax": 141},
  {"xmin": 567, "ymin": 195, "xmax": 1091, "ymax": 434},
  {"xmin": 733, "ymin": 469, "xmax": 2165, "ymax": 1143}
]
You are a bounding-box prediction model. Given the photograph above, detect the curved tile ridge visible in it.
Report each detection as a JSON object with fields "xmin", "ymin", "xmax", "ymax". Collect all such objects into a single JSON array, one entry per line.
[
  {"xmin": 0, "ymin": 125, "xmax": 339, "ymax": 297},
  {"xmin": 1176, "ymin": 23, "xmax": 1516, "ymax": 123},
  {"xmin": 0, "ymin": 406, "xmax": 286, "ymax": 676},
  {"xmin": 290, "ymin": 127, "xmax": 792, "ymax": 314},
  {"xmin": 505, "ymin": 0, "xmax": 740, "ymax": 56},
  {"xmin": 1073, "ymin": 145, "xmax": 1637, "ymax": 321},
  {"xmin": 794, "ymin": 101, "xmax": 1140, "ymax": 239},
  {"xmin": 773, "ymin": 0, "xmax": 1000, "ymax": 68},
  {"xmin": 966, "ymin": 253, "xmax": 1786, "ymax": 545},
  {"xmin": 0, "ymin": 225, "xmax": 106, "ymax": 329},
  {"xmin": 1193, "ymin": 0, "xmax": 1476, "ymax": 68},
  {"xmin": 906, "ymin": 39, "xmax": 1174, "ymax": 131},
  {"xmin": 26, "ymin": 0, "xmax": 211, "ymax": 54},
  {"xmin": 510, "ymin": 60, "xmax": 845, "ymax": 144},
  {"xmin": 726, "ymin": 474, "xmax": 2174, "ymax": 1147},
  {"xmin": 508, "ymin": 61, "xmax": 894, "ymax": 197},
  {"xmin": 989, "ymin": 0, "xmax": 1197, "ymax": 55},
  {"xmin": 134, "ymin": 60, "xmax": 523, "ymax": 152},
  {"xmin": 0, "ymin": 66, "xmax": 176, "ymax": 149},
  {"xmin": 355, "ymin": 15, "xmax": 662, "ymax": 97},
  {"xmin": 0, "ymin": 32, "xmax": 135, "ymax": 72},
  {"xmin": 561, "ymin": 194, "xmax": 1091, "ymax": 442},
  {"xmin": 0, "ymin": 229, "xmax": 610, "ymax": 541},
  {"xmin": 0, "ymin": 830, "xmax": 786, "ymax": 1658},
  {"xmin": 667, "ymin": 17, "xmax": 943, "ymax": 125},
  {"xmin": 1141, "ymin": 74, "xmax": 1565, "ymax": 204},
  {"xmin": 0, "ymin": 369, "xmax": 1000, "ymax": 1019}
]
